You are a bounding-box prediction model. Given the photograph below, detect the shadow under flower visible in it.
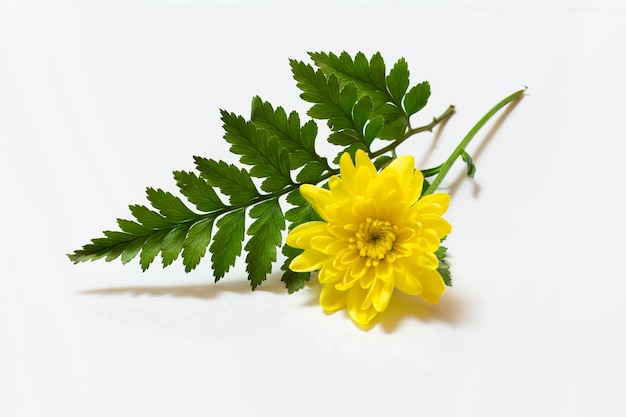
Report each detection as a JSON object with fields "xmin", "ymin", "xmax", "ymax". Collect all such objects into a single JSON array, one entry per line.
[
  {"xmin": 301, "ymin": 280, "xmax": 466, "ymax": 332},
  {"xmin": 375, "ymin": 291, "xmax": 466, "ymax": 333}
]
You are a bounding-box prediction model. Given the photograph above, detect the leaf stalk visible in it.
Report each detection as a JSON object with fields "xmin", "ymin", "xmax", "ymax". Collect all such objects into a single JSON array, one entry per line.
[{"xmin": 371, "ymin": 105, "xmax": 456, "ymax": 159}]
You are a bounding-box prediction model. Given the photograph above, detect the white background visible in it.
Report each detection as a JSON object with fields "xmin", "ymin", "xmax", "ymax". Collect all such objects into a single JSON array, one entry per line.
[{"xmin": 2, "ymin": 1, "xmax": 625, "ymax": 416}]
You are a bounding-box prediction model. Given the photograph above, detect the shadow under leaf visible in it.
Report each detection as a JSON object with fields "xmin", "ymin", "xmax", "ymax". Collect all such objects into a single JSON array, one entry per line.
[{"xmin": 81, "ymin": 274, "xmax": 288, "ymax": 300}]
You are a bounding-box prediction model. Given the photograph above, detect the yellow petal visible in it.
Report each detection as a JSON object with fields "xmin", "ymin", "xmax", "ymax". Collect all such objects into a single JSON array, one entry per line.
[
  {"xmin": 373, "ymin": 278, "xmax": 394, "ymax": 312},
  {"xmin": 419, "ymin": 269, "xmax": 446, "ymax": 303},
  {"xmin": 387, "ymin": 154, "xmax": 415, "ymax": 180},
  {"xmin": 328, "ymin": 176, "xmax": 353, "ymax": 203},
  {"xmin": 319, "ymin": 284, "xmax": 347, "ymax": 312},
  {"xmin": 339, "ymin": 150, "xmax": 377, "ymax": 197},
  {"xmin": 395, "ymin": 226, "xmax": 416, "ymax": 243},
  {"xmin": 414, "ymin": 231, "xmax": 441, "ymax": 253},
  {"xmin": 361, "ymin": 276, "xmax": 395, "ymax": 312},
  {"xmin": 338, "ymin": 152, "xmax": 357, "ymax": 187},
  {"xmin": 354, "ymin": 149, "xmax": 377, "ymax": 174},
  {"xmin": 347, "ymin": 256, "xmax": 368, "ymax": 279},
  {"xmin": 318, "ymin": 265, "xmax": 342, "ymax": 284},
  {"xmin": 359, "ymin": 265, "xmax": 376, "ymax": 288},
  {"xmin": 414, "ymin": 193, "xmax": 450, "ymax": 215},
  {"xmin": 368, "ymin": 174, "xmax": 405, "ymax": 219},
  {"xmin": 352, "ymin": 197, "xmax": 377, "ymax": 221},
  {"xmin": 393, "ymin": 261, "xmax": 423, "ymax": 295},
  {"xmin": 289, "ymin": 249, "xmax": 331, "ymax": 272},
  {"xmin": 376, "ymin": 195, "xmax": 407, "ymax": 222},
  {"xmin": 419, "ymin": 214, "xmax": 452, "ymax": 238},
  {"xmin": 300, "ymin": 184, "xmax": 334, "ymax": 221},
  {"xmin": 335, "ymin": 269, "xmax": 361, "ymax": 291},
  {"xmin": 375, "ymin": 260, "xmax": 394, "ymax": 282},
  {"xmin": 346, "ymin": 285, "xmax": 379, "ymax": 325},
  {"xmin": 309, "ymin": 235, "xmax": 345, "ymax": 254},
  {"xmin": 403, "ymin": 252, "xmax": 439, "ymax": 276},
  {"xmin": 328, "ymin": 200, "xmax": 363, "ymax": 239},
  {"xmin": 416, "ymin": 251, "xmax": 439, "ymax": 270},
  {"xmin": 285, "ymin": 221, "xmax": 329, "ymax": 249},
  {"xmin": 353, "ymin": 165, "xmax": 377, "ymax": 196},
  {"xmin": 337, "ymin": 247, "xmax": 360, "ymax": 266},
  {"xmin": 387, "ymin": 155, "xmax": 424, "ymax": 203}
]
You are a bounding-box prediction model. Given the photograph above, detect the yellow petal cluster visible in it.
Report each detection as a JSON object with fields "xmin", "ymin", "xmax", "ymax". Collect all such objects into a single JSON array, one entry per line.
[{"xmin": 286, "ymin": 150, "xmax": 452, "ymax": 325}]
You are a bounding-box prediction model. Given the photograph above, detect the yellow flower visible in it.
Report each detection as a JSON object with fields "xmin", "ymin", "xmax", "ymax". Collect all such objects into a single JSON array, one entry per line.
[{"xmin": 286, "ymin": 150, "xmax": 452, "ymax": 325}]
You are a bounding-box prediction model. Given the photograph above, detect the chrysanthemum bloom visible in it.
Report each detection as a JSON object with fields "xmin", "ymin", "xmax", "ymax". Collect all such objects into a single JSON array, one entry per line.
[{"xmin": 286, "ymin": 150, "xmax": 452, "ymax": 325}]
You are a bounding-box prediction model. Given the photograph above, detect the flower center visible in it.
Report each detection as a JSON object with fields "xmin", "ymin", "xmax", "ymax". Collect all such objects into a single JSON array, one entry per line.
[{"xmin": 351, "ymin": 218, "xmax": 397, "ymax": 266}]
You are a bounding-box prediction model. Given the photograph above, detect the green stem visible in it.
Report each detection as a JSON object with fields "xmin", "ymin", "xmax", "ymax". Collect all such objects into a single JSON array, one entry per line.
[
  {"xmin": 371, "ymin": 105, "xmax": 456, "ymax": 159},
  {"xmin": 424, "ymin": 88, "xmax": 525, "ymax": 195}
]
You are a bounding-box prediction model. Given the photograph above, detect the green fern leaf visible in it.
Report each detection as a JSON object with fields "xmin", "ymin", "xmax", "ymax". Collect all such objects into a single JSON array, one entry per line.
[
  {"xmin": 129, "ymin": 204, "xmax": 173, "ymax": 230},
  {"xmin": 250, "ymin": 96, "xmax": 330, "ymax": 183},
  {"xmin": 308, "ymin": 51, "xmax": 388, "ymax": 105},
  {"xmin": 435, "ymin": 244, "xmax": 452, "ymax": 287},
  {"xmin": 194, "ymin": 158, "xmax": 259, "ymax": 205},
  {"xmin": 221, "ymin": 111, "xmax": 292, "ymax": 192},
  {"xmin": 310, "ymin": 51, "xmax": 432, "ymax": 140},
  {"xmin": 403, "ymin": 81, "xmax": 431, "ymax": 117},
  {"xmin": 139, "ymin": 231, "xmax": 168, "ymax": 271},
  {"xmin": 181, "ymin": 217, "xmax": 215, "ymax": 272},
  {"xmin": 160, "ymin": 224, "xmax": 191, "ymax": 267},
  {"xmin": 245, "ymin": 198, "xmax": 285, "ymax": 289},
  {"xmin": 386, "ymin": 57, "xmax": 410, "ymax": 105},
  {"xmin": 174, "ymin": 170, "xmax": 224, "ymax": 212},
  {"xmin": 145, "ymin": 188, "xmax": 199, "ymax": 223},
  {"xmin": 290, "ymin": 59, "xmax": 385, "ymax": 155},
  {"xmin": 210, "ymin": 209, "xmax": 246, "ymax": 281}
]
